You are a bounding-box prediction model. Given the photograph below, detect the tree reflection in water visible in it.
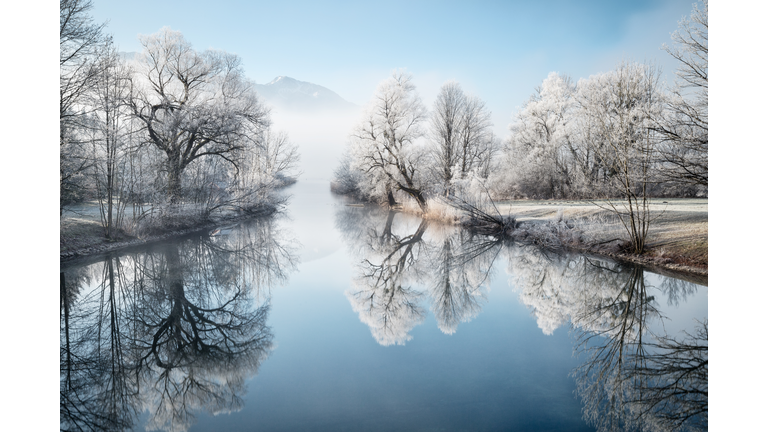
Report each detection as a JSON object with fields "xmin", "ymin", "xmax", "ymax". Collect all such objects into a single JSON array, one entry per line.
[
  {"xmin": 507, "ymin": 246, "xmax": 707, "ymax": 431},
  {"xmin": 337, "ymin": 203, "xmax": 706, "ymax": 431},
  {"xmin": 60, "ymin": 217, "xmax": 297, "ymax": 432},
  {"xmin": 336, "ymin": 204, "xmax": 502, "ymax": 344}
]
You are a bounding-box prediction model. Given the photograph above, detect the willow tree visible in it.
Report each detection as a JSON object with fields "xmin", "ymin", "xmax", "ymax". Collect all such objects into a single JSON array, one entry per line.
[{"xmin": 130, "ymin": 28, "xmax": 269, "ymax": 205}]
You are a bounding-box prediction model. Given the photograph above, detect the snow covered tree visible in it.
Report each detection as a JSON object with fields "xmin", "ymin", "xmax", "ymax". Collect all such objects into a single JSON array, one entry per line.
[
  {"xmin": 130, "ymin": 28, "xmax": 270, "ymax": 206},
  {"xmin": 349, "ymin": 71, "xmax": 429, "ymax": 211}
]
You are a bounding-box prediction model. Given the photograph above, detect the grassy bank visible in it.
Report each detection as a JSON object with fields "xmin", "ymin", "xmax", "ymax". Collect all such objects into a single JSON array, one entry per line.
[{"xmin": 396, "ymin": 196, "xmax": 708, "ymax": 282}]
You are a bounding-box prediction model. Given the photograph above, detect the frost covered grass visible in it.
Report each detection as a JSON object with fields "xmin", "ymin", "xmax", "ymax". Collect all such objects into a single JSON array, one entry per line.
[
  {"xmin": 392, "ymin": 195, "xmax": 707, "ymax": 272},
  {"xmin": 502, "ymin": 198, "xmax": 708, "ymax": 271}
]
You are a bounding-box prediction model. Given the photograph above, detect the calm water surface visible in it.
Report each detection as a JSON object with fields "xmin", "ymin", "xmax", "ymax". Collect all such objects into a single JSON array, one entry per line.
[{"xmin": 60, "ymin": 181, "xmax": 708, "ymax": 432}]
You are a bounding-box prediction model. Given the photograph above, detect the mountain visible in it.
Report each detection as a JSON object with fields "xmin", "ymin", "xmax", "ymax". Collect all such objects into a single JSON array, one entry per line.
[
  {"xmin": 254, "ymin": 76, "xmax": 358, "ymax": 113},
  {"xmin": 116, "ymin": 53, "xmax": 354, "ymax": 114}
]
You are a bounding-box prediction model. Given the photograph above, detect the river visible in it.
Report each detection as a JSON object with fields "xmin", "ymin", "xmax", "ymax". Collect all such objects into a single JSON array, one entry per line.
[{"xmin": 60, "ymin": 180, "xmax": 708, "ymax": 432}]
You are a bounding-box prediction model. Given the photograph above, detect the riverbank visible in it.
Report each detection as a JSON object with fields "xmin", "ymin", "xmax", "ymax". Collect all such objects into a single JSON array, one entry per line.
[
  {"xmin": 60, "ymin": 207, "xmax": 278, "ymax": 264},
  {"xmin": 63, "ymin": 194, "xmax": 707, "ymax": 284},
  {"xmin": 500, "ymin": 198, "xmax": 707, "ymax": 280},
  {"xmin": 390, "ymin": 195, "xmax": 707, "ymax": 284}
]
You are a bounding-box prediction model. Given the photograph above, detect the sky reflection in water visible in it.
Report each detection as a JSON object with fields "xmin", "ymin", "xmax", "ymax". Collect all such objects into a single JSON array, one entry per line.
[{"xmin": 60, "ymin": 181, "xmax": 707, "ymax": 432}]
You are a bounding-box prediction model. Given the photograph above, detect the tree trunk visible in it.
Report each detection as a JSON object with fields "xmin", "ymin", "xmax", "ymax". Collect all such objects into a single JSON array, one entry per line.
[
  {"xmin": 386, "ymin": 184, "xmax": 397, "ymax": 207},
  {"xmin": 167, "ymin": 161, "xmax": 183, "ymax": 206}
]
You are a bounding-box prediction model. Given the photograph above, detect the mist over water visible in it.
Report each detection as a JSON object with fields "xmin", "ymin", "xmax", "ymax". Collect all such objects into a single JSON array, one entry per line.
[{"xmin": 269, "ymin": 108, "xmax": 361, "ymax": 182}]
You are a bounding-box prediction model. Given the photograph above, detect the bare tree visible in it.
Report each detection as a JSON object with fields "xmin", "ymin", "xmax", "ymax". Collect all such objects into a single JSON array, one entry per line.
[
  {"xmin": 576, "ymin": 62, "xmax": 664, "ymax": 253},
  {"xmin": 60, "ymin": 0, "xmax": 106, "ymax": 214},
  {"xmin": 129, "ymin": 28, "xmax": 270, "ymax": 206},
  {"xmin": 88, "ymin": 40, "xmax": 135, "ymax": 238},
  {"xmin": 653, "ymin": 0, "xmax": 708, "ymax": 190}
]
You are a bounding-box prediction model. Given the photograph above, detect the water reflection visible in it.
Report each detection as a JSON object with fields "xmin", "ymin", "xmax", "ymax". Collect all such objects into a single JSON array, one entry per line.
[
  {"xmin": 336, "ymin": 204, "xmax": 502, "ymax": 344},
  {"xmin": 507, "ymin": 246, "xmax": 707, "ymax": 431},
  {"xmin": 336, "ymin": 205, "xmax": 707, "ymax": 431},
  {"xmin": 60, "ymin": 217, "xmax": 297, "ymax": 431}
]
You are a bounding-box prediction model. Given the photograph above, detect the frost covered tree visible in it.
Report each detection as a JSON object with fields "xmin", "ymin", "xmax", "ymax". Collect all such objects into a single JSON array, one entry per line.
[
  {"xmin": 430, "ymin": 81, "xmax": 464, "ymax": 191},
  {"xmin": 130, "ymin": 28, "xmax": 270, "ymax": 206},
  {"xmin": 456, "ymin": 94, "xmax": 495, "ymax": 179},
  {"xmin": 499, "ymin": 72, "xmax": 577, "ymax": 198},
  {"xmin": 348, "ymin": 71, "xmax": 429, "ymax": 211},
  {"xmin": 60, "ymin": 0, "xmax": 106, "ymax": 213},
  {"xmin": 575, "ymin": 62, "xmax": 664, "ymax": 253},
  {"xmin": 429, "ymin": 81, "xmax": 495, "ymax": 195},
  {"xmin": 653, "ymin": 0, "xmax": 708, "ymax": 190},
  {"xmin": 87, "ymin": 40, "xmax": 134, "ymax": 238}
]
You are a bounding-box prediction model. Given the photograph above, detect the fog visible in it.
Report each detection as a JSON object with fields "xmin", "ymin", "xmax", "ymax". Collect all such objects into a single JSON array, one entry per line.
[{"xmin": 269, "ymin": 107, "xmax": 362, "ymax": 182}]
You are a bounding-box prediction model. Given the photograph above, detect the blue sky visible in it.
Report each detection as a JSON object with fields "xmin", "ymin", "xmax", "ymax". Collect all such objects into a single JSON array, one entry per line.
[{"xmin": 90, "ymin": 0, "xmax": 698, "ymax": 137}]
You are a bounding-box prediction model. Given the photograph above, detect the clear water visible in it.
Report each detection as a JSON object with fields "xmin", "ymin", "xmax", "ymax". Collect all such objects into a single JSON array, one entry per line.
[{"xmin": 60, "ymin": 181, "xmax": 708, "ymax": 432}]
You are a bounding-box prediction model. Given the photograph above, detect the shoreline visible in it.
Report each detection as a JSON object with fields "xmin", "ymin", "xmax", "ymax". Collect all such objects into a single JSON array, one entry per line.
[
  {"xmin": 62, "ymin": 196, "xmax": 707, "ymax": 285},
  {"xmin": 557, "ymin": 243, "xmax": 707, "ymax": 286},
  {"xmin": 60, "ymin": 208, "xmax": 278, "ymax": 266},
  {"xmin": 354, "ymin": 195, "xmax": 708, "ymax": 284}
]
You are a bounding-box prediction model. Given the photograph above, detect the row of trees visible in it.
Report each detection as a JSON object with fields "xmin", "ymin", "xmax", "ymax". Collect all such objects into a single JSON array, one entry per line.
[
  {"xmin": 333, "ymin": 1, "xmax": 706, "ymax": 254},
  {"xmin": 491, "ymin": 1, "xmax": 707, "ymax": 253},
  {"xmin": 494, "ymin": 1, "xmax": 707, "ymax": 201},
  {"xmin": 332, "ymin": 71, "xmax": 500, "ymax": 213},
  {"xmin": 60, "ymin": 0, "xmax": 299, "ymax": 238}
]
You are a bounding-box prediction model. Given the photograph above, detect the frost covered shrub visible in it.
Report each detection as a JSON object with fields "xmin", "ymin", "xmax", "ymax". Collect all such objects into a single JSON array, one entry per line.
[{"xmin": 331, "ymin": 154, "xmax": 367, "ymax": 197}]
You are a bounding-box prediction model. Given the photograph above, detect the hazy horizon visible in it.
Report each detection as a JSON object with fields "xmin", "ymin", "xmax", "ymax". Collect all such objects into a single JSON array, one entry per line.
[{"xmin": 91, "ymin": 0, "xmax": 698, "ymax": 142}]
